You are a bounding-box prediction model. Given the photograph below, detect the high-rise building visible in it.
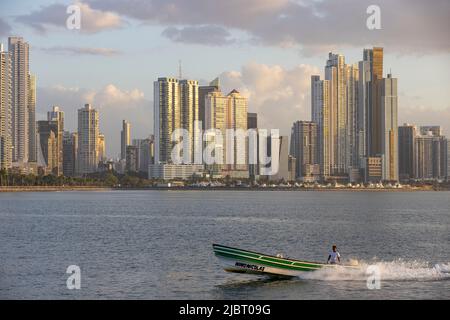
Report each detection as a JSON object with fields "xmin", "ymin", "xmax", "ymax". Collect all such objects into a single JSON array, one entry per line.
[
  {"xmin": 379, "ymin": 73, "xmax": 398, "ymax": 181},
  {"xmin": 0, "ymin": 44, "xmax": 12, "ymax": 170},
  {"xmin": 179, "ymin": 79, "xmax": 199, "ymax": 163},
  {"xmin": 346, "ymin": 63, "xmax": 359, "ymax": 170},
  {"xmin": 357, "ymin": 58, "xmax": 371, "ymax": 166},
  {"xmin": 47, "ymin": 106, "xmax": 64, "ymax": 174},
  {"xmin": 290, "ymin": 121, "xmax": 319, "ymax": 180},
  {"xmin": 414, "ymin": 133, "xmax": 434, "ymax": 180},
  {"xmin": 121, "ymin": 120, "xmax": 130, "ymax": 160},
  {"xmin": 77, "ymin": 104, "xmax": 99, "ymax": 175},
  {"xmin": 311, "ymin": 75, "xmax": 330, "ymax": 177},
  {"xmin": 98, "ymin": 133, "xmax": 106, "ymax": 161},
  {"xmin": 63, "ymin": 131, "xmax": 77, "ymax": 177},
  {"xmin": 37, "ymin": 120, "xmax": 60, "ymax": 174},
  {"xmin": 247, "ymin": 113, "xmax": 258, "ymax": 179},
  {"xmin": 325, "ymin": 52, "xmax": 347, "ymax": 175},
  {"xmin": 126, "ymin": 145, "xmax": 138, "ymax": 172},
  {"xmin": 133, "ymin": 136, "xmax": 154, "ymax": 173},
  {"xmin": 269, "ymin": 136, "xmax": 289, "ymax": 182},
  {"xmin": 8, "ymin": 37, "xmax": 30, "ymax": 164},
  {"xmin": 366, "ymin": 47, "xmax": 384, "ymax": 157},
  {"xmin": 204, "ymin": 89, "xmax": 248, "ymax": 176},
  {"xmin": 28, "ymin": 73, "xmax": 36, "ymax": 163},
  {"xmin": 398, "ymin": 124, "xmax": 417, "ymax": 181},
  {"xmin": 198, "ymin": 78, "xmax": 220, "ymax": 130},
  {"xmin": 154, "ymin": 77, "xmax": 180, "ymax": 164}
]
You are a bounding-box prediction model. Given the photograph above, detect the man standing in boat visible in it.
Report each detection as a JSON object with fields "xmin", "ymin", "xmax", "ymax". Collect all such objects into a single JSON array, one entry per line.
[{"xmin": 327, "ymin": 245, "xmax": 341, "ymax": 264}]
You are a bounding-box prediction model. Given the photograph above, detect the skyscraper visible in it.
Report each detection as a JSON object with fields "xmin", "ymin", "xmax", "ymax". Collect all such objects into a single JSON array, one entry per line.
[
  {"xmin": 77, "ymin": 104, "xmax": 99, "ymax": 175},
  {"xmin": 247, "ymin": 113, "xmax": 257, "ymax": 130},
  {"xmin": 0, "ymin": 44, "xmax": 12, "ymax": 170},
  {"xmin": 98, "ymin": 133, "xmax": 106, "ymax": 161},
  {"xmin": 290, "ymin": 121, "xmax": 319, "ymax": 180},
  {"xmin": 121, "ymin": 120, "xmax": 130, "ymax": 160},
  {"xmin": 311, "ymin": 75, "xmax": 330, "ymax": 177},
  {"xmin": 179, "ymin": 79, "xmax": 199, "ymax": 163},
  {"xmin": 133, "ymin": 136, "xmax": 154, "ymax": 173},
  {"xmin": 126, "ymin": 145, "xmax": 138, "ymax": 172},
  {"xmin": 346, "ymin": 63, "xmax": 359, "ymax": 170},
  {"xmin": 47, "ymin": 106, "xmax": 64, "ymax": 174},
  {"xmin": 379, "ymin": 73, "xmax": 398, "ymax": 181},
  {"xmin": 398, "ymin": 124, "xmax": 417, "ymax": 181},
  {"xmin": 366, "ymin": 47, "xmax": 384, "ymax": 157},
  {"xmin": 325, "ymin": 52, "xmax": 347, "ymax": 175},
  {"xmin": 8, "ymin": 37, "xmax": 30, "ymax": 163},
  {"xmin": 154, "ymin": 77, "xmax": 180, "ymax": 164},
  {"xmin": 37, "ymin": 120, "xmax": 59, "ymax": 174},
  {"xmin": 63, "ymin": 131, "xmax": 77, "ymax": 177},
  {"xmin": 28, "ymin": 73, "xmax": 36, "ymax": 163},
  {"xmin": 199, "ymin": 78, "xmax": 220, "ymax": 130},
  {"xmin": 414, "ymin": 133, "xmax": 434, "ymax": 180},
  {"xmin": 205, "ymin": 89, "xmax": 248, "ymax": 176}
]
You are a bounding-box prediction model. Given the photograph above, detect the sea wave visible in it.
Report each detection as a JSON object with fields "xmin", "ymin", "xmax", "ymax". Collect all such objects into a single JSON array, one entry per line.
[{"xmin": 299, "ymin": 260, "xmax": 450, "ymax": 282}]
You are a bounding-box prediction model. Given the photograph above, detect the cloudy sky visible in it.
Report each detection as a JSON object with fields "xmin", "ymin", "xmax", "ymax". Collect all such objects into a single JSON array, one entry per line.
[{"xmin": 1, "ymin": 0, "xmax": 449, "ymax": 157}]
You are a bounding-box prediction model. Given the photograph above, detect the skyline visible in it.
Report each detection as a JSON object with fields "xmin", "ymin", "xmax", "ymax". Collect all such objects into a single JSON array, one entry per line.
[{"xmin": 0, "ymin": 0, "xmax": 449, "ymax": 157}]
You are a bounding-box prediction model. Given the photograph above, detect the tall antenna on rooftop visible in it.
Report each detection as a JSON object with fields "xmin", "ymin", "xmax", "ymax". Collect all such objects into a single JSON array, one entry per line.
[{"xmin": 178, "ymin": 60, "xmax": 182, "ymax": 80}]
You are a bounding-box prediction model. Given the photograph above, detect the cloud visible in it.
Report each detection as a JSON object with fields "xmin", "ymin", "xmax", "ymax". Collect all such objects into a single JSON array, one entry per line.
[
  {"xmin": 15, "ymin": 1, "xmax": 123, "ymax": 34},
  {"xmin": 0, "ymin": 17, "xmax": 12, "ymax": 37},
  {"xmin": 87, "ymin": 0, "xmax": 450, "ymax": 54},
  {"xmin": 219, "ymin": 62, "xmax": 320, "ymax": 137},
  {"xmin": 161, "ymin": 25, "xmax": 235, "ymax": 46},
  {"xmin": 37, "ymin": 84, "xmax": 152, "ymax": 158},
  {"xmin": 38, "ymin": 46, "xmax": 122, "ymax": 56}
]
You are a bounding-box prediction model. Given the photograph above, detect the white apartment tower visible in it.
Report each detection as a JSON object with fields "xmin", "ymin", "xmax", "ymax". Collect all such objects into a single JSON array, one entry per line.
[
  {"xmin": 77, "ymin": 104, "xmax": 99, "ymax": 175},
  {"xmin": 0, "ymin": 44, "xmax": 12, "ymax": 169},
  {"xmin": 8, "ymin": 36, "xmax": 30, "ymax": 164}
]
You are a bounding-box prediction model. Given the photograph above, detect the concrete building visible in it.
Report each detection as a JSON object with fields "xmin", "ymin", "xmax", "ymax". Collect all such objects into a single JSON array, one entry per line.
[
  {"xmin": 155, "ymin": 77, "xmax": 200, "ymax": 164},
  {"xmin": 63, "ymin": 131, "xmax": 77, "ymax": 177},
  {"xmin": 98, "ymin": 133, "xmax": 106, "ymax": 162},
  {"xmin": 133, "ymin": 136, "xmax": 154, "ymax": 173},
  {"xmin": 121, "ymin": 120, "xmax": 130, "ymax": 160},
  {"xmin": 46, "ymin": 106, "xmax": 64, "ymax": 174},
  {"xmin": 379, "ymin": 74, "xmax": 398, "ymax": 181},
  {"xmin": 290, "ymin": 121, "xmax": 319, "ymax": 180},
  {"xmin": 148, "ymin": 164, "xmax": 203, "ymax": 180},
  {"xmin": 37, "ymin": 120, "xmax": 62, "ymax": 175},
  {"xmin": 8, "ymin": 37, "xmax": 30, "ymax": 164},
  {"xmin": 398, "ymin": 124, "xmax": 417, "ymax": 181},
  {"xmin": 0, "ymin": 45, "xmax": 12, "ymax": 170},
  {"xmin": 325, "ymin": 52, "xmax": 348, "ymax": 176},
  {"xmin": 363, "ymin": 156, "xmax": 383, "ymax": 183},
  {"xmin": 198, "ymin": 78, "xmax": 220, "ymax": 130},
  {"xmin": 205, "ymin": 89, "xmax": 248, "ymax": 175},
  {"xmin": 414, "ymin": 134, "xmax": 434, "ymax": 180},
  {"xmin": 247, "ymin": 113, "xmax": 257, "ymax": 130},
  {"xmin": 28, "ymin": 73, "xmax": 37, "ymax": 163},
  {"xmin": 126, "ymin": 145, "xmax": 138, "ymax": 173},
  {"xmin": 268, "ymin": 136, "xmax": 289, "ymax": 182},
  {"xmin": 77, "ymin": 104, "xmax": 99, "ymax": 175},
  {"xmin": 37, "ymin": 119, "xmax": 63, "ymax": 175},
  {"xmin": 311, "ymin": 75, "xmax": 330, "ymax": 177}
]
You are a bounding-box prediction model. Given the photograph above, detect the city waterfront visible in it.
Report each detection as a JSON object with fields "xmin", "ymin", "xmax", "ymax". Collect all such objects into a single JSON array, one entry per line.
[{"xmin": 0, "ymin": 190, "xmax": 449, "ymax": 299}]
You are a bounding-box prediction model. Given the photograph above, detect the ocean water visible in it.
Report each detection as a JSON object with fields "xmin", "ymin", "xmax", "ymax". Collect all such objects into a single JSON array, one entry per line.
[{"xmin": 0, "ymin": 190, "xmax": 449, "ymax": 299}]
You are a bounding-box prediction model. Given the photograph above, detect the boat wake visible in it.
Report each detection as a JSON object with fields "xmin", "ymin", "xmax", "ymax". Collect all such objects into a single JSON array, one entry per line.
[{"xmin": 299, "ymin": 260, "xmax": 450, "ymax": 282}]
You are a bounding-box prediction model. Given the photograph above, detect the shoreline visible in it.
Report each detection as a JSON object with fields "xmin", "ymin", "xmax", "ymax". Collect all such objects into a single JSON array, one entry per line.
[{"xmin": 0, "ymin": 186, "xmax": 447, "ymax": 192}]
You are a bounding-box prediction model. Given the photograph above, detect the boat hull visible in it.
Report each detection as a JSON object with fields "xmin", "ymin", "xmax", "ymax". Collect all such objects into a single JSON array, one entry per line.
[{"xmin": 213, "ymin": 243, "xmax": 356, "ymax": 278}]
